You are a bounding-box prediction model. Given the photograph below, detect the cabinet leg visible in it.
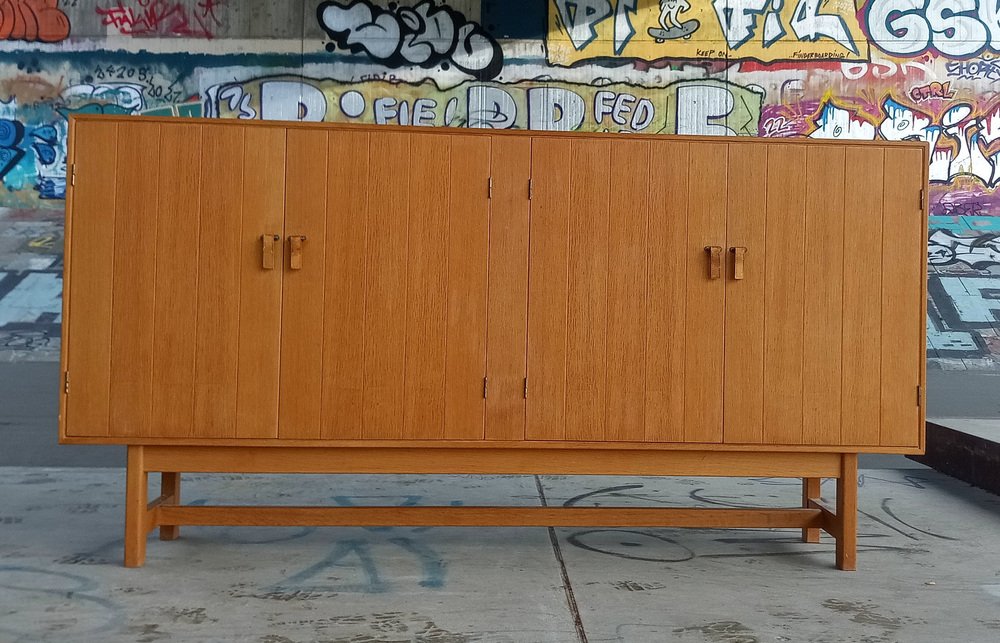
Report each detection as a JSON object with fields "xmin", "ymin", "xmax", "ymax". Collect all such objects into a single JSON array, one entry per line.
[
  {"xmin": 802, "ymin": 477, "xmax": 821, "ymax": 543},
  {"xmin": 160, "ymin": 472, "xmax": 180, "ymax": 541},
  {"xmin": 835, "ymin": 454, "xmax": 858, "ymax": 571},
  {"xmin": 125, "ymin": 446, "xmax": 148, "ymax": 568}
]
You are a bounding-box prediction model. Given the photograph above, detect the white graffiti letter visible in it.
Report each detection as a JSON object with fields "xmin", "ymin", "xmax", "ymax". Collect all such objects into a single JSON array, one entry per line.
[
  {"xmin": 676, "ymin": 84, "xmax": 735, "ymax": 136},
  {"xmin": 866, "ymin": 0, "xmax": 930, "ymax": 56},
  {"xmin": 790, "ymin": 0, "xmax": 857, "ymax": 54},
  {"xmin": 554, "ymin": 0, "xmax": 613, "ymax": 50},
  {"xmin": 467, "ymin": 86, "xmax": 516, "ymax": 129},
  {"xmin": 925, "ymin": 0, "xmax": 988, "ymax": 58},
  {"xmin": 527, "ymin": 87, "xmax": 585, "ymax": 131},
  {"xmin": 713, "ymin": 0, "xmax": 770, "ymax": 50},
  {"xmin": 261, "ymin": 81, "xmax": 327, "ymax": 122}
]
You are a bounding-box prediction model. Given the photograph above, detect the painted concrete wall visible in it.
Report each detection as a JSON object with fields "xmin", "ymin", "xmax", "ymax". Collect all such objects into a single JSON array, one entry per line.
[{"xmin": 0, "ymin": 0, "xmax": 997, "ymax": 371}]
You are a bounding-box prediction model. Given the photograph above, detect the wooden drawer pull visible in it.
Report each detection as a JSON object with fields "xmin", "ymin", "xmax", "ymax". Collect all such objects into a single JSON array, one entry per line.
[
  {"xmin": 704, "ymin": 245, "xmax": 723, "ymax": 280},
  {"xmin": 289, "ymin": 235, "xmax": 307, "ymax": 270},
  {"xmin": 731, "ymin": 246, "xmax": 747, "ymax": 280},
  {"xmin": 261, "ymin": 234, "xmax": 280, "ymax": 270}
]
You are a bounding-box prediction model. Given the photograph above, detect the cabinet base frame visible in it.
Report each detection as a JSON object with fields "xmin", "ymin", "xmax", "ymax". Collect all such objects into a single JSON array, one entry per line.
[{"xmin": 124, "ymin": 446, "xmax": 859, "ymax": 571}]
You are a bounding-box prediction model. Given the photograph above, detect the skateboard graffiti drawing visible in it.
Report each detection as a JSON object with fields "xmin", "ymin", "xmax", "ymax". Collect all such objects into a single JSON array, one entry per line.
[{"xmin": 650, "ymin": 0, "xmax": 699, "ymax": 42}]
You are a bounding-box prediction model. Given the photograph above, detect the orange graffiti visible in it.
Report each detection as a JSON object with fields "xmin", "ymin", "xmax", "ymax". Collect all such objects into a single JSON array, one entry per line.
[{"xmin": 0, "ymin": 0, "xmax": 71, "ymax": 43}]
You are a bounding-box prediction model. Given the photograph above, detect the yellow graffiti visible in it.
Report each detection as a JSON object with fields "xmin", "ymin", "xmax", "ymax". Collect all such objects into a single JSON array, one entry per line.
[
  {"xmin": 28, "ymin": 236, "xmax": 55, "ymax": 249},
  {"xmin": 546, "ymin": 0, "xmax": 868, "ymax": 65}
]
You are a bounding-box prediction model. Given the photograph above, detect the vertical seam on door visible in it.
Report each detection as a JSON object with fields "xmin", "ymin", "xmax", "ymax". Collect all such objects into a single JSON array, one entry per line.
[
  {"xmin": 562, "ymin": 140, "xmax": 572, "ymax": 441},
  {"xmin": 761, "ymin": 145, "xmax": 770, "ymax": 446},
  {"xmin": 641, "ymin": 143, "xmax": 651, "ymax": 442},
  {"xmin": 276, "ymin": 128, "xmax": 289, "ymax": 439},
  {"xmin": 441, "ymin": 138, "xmax": 453, "ymax": 439},
  {"xmin": 480, "ymin": 137, "xmax": 491, "ymax": 441},
  {"xmin": 104, "ymin": 124, "xmax": 121, "ymax": 438},
  {"xmin": 317, "ymin": 131, "xmax": 330, "ymax": 440},
  {"xmin": 602, "ymin": 143, "xmax": 612, "ymax": 442},
  {"xmin": 797, "ymin": 145, "xmax": 807, "ymax": 445},
  {"xmin": 358, "ymin": 133, "xmax": 372, "ymax": 439},
  {"xmin": 877, "ymin": 148, "xmax": 887, "ymax": 446},
  {"xmin": 401, "ymin": 134, "xmax": 412, "ymax": 437},
  {"xmin": 232, "ymin": 128, "xmax": 247, "ymax": 440},
  {"xmin": 144, "ymin": 124, "xmax": 162, "ymax": 439},
  {"xmin": 839, "ymin": 148, "xmax": 848, "ymax": 447},
  {"xmin": 523, "ymin": 138, "xmax": 532, "ymax": 441}
]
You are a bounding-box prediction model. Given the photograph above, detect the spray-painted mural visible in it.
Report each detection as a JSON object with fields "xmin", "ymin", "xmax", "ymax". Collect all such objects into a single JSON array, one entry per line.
[{"xmin": 0, "ymin": 0, "xmax": 997, "ymax": 372}]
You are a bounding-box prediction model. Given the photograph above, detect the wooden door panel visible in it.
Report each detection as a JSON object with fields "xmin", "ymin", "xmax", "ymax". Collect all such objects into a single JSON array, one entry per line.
[
  {"xmin": 880, "ymin": 148, "xmax": 925, "ymax": 448},
  {"xmin": 444, "ymin": 135, "xmax": 490, "ymax": 440},
  {"xmin": 485, "ymin": 137, "xmax": 530, "ymax": 441},
  {"xmin": 526, "ymin": 137, "xmax": 572, "ymax": 440},
  {"xmin": 842, "ymin": 147, "xmax": 885, "ymax": 447},
  {"xmin": 151, "ymin": 123, "xmax": 202, "ymax": 438},
  {"xmin": 606, "ymin": 140, "xmax": 650, "ymax": 442},
  {"xmin": 724, "ymin": 143, "xmax": 767, "ymax": 444},
  {"xmin": 64, "ymin": 120, "xmax": 119, "ymax": 438},
  {"xmin": 762, "ymin": 145, "xmax": 807, "ymax": 446},
  {"xmin": 645, "ymin": 141, "xmax": 688, "ymax": 443},
  {"xmin": 108, "ymin": 122, "xmax": 160, "ymax": 438},
  {"xmin": 279, "ymin": 129, "xmax": 329, "ymax": 440},
  {"xmin": 402, "ymin": 135, "xmax": 452, "ymax": 439},
  {"xmin": 565, "ymin": 139, "xmax": 612, "ymax": 441},
  {"xmin": 361, "ymin": 133, "xmax": 410, "ymax": 439},
  {"xmin": 802, "ymin": 145, "xmax": 846, "ymax": 446},
  {"xmin": 281, "ymin": 130, "xmax": 491, "ymax": 441},
  {"xmin": 320, "ymin": 130, "xmax": 370, "ymax": 440},
  {"xmin": 684, "ymin": 143, "xmax": 727, "ymax": 443},
  {"xmin": 237, "ymin": 126, "xmax": 286, "ymax": 439},
  {"xmin": 192, "ymin": 125, "xmax": 245, "ymax": 439}
]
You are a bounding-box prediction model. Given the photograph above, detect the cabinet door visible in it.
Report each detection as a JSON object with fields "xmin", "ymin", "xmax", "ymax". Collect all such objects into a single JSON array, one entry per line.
[
  {"xmin": 525, "ymin": 137, "xmax": 726, "ymax": 443},
  {"xmin": 723, "ymin": 142, "xmax": 925, "ymax": 449},
  {"xmin": 279, "ymin": 129, "xmax": 490, "ymax": 440},
  {"xmin": 64, "ymin": 120, "xmax": 285, "ymax": 439}
]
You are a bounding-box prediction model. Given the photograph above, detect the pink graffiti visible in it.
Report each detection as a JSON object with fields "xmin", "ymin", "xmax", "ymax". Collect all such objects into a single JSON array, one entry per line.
[{"xmin": 96, "ymin": 0, "xmax": 225, "ymax": 39}]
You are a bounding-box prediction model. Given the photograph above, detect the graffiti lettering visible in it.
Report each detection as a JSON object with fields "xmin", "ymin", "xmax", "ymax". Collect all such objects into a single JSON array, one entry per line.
[
  {"xmin": 318, "ymin": 0, "xmax": 503, "ymax": 80},
  {"xmin": 946, "ymin": 59, "xmax": 1000, "ymax": 82},
  {"xmin": 0, "ymin": 119, "xmax": 25, "ymax": 181},
  {"xmin": 0, "ymin": 0, "xmax": 70, "ymax": 43},
  {"xmin": 929, "ymin": 231, "xmax": 1000, "ymax": 269},
  {"xmin": 206, "ymin": 76, "xmax": 762, "ymax": 137},
  {"xmin": 548, "ymin": 0, "xmax": 865, "ymax": 64},
  {"xmin": 866, "ymin": 0, "xmax": 998, "ymax": 59},
  {"xmin": 96, "ymin": 0, "xmax": 227, "ymax": 39},
  {"xmin": 910, "ymin": 82, "xmax": 956, "ymax": 103}
]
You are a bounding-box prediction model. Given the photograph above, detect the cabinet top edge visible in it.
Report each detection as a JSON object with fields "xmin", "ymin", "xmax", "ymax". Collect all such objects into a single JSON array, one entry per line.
[{"xmin": 67, "ymin": 114, "xmax": 930, "ymax": 150}]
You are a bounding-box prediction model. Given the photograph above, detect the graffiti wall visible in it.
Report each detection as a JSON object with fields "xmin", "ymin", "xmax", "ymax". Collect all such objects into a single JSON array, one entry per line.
[{"xmin": 0, "ymin": 0, "xmax": 997, "ymax": 371}]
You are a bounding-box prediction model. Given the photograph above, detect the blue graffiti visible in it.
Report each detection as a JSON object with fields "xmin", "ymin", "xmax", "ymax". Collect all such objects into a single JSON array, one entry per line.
[{"xmin": 0, "ymin": 119, "xmax": 25, "ymax": 180}]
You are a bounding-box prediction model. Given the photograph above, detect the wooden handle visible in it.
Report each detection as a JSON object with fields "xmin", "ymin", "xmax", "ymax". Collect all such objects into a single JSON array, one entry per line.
[
  {"xmin": 261, "ymin": 234, "xmax": 279, "ymax": 270},
  {"xmin": 731, "ymin": 247, "xmax": 747, "ymax": 280},
  {"xmin": 704, "ymin": 246, "xmax": 722, "ymax": 280},
  {"xmin": 289, "ymin": 235, "xmax": 306, "ymax": 270}
]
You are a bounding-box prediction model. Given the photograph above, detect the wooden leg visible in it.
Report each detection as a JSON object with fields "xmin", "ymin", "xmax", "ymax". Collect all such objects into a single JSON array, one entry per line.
[
  {"xmin": 802, "ymin": 477, "xmax": 821, "ymax": 543},
  {"xmin": 160, "ymin": 472, "xmax": 181, "ymax": 541},
  {"xmin": 835, "ymin": 454, "xmax": 858, "ymax": 571},
  {"xmin": 125, "ymin": 446, "xmax": 149, "ymax": 568}
]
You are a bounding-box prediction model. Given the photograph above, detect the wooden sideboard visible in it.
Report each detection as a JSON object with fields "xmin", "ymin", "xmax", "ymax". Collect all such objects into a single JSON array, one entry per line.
[{"xmin": 60, "ymin": 115, "xmax": 928, "ymax": 568}]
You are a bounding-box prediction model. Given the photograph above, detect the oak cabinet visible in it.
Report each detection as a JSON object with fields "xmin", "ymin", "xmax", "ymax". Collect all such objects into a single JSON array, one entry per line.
[
  {"xmin": 62, "ymin": 118, "xmax": 926, "ymax": 450},
  {"xmin": 59, "ymin": 116, "xmax": 928, "ymax": 568}
]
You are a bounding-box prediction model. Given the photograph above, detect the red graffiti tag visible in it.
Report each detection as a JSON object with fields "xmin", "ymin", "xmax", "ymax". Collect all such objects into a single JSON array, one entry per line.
[
  {"xmin": 0, "ymin": 0, "xmax": 70, "ymax": 43},
  {"xmin": 97, "ymin": 0, "xmax": 225, "ymax": 39},
  {"xmin": 910, "ymin": 82, "xmax": 956, "ymax": 103}
]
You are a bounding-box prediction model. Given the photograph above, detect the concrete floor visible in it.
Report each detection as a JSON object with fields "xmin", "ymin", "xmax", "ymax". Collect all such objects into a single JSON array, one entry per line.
[{"xmin": 2, "ymin": 467, "xmax": 1000, "ymax": 642}]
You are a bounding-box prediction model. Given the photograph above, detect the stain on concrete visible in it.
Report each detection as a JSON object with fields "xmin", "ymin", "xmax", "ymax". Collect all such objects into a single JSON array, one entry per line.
[
  {"xmin": 672, "ymin": 620, "xmax": 759, "ymax": 642},
  {"xmin": 821, "ymin": 599, "xmax": 902, "ymax": 631},
  {"xmin": 611, "ymin": 579, "xmax": 666, "ymax": 591}
]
